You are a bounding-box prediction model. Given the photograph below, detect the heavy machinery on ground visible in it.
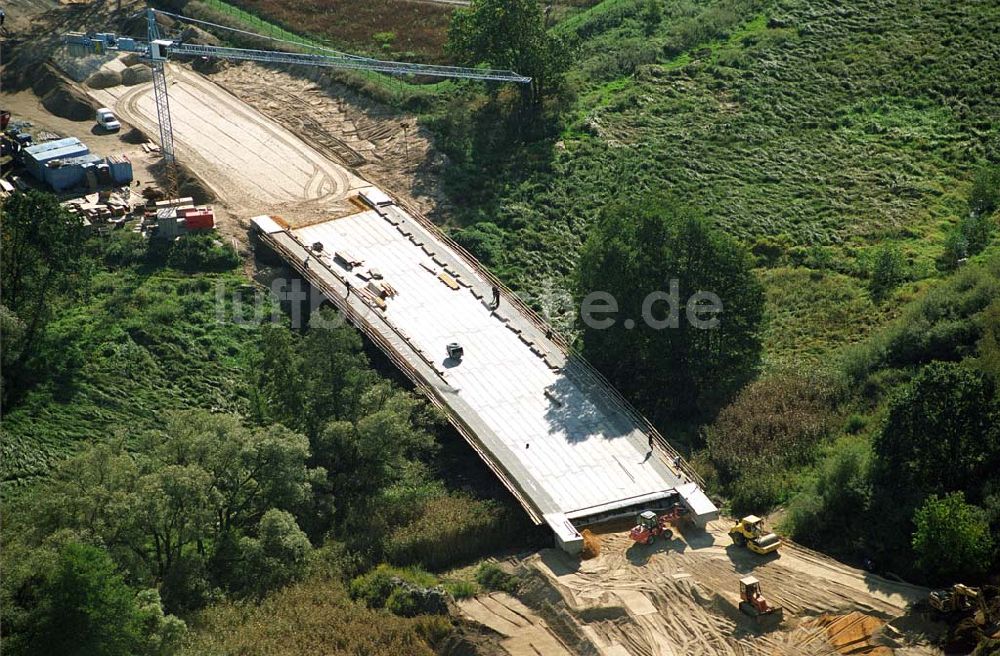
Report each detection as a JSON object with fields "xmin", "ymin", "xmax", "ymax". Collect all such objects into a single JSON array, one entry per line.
[
  {"xmin": 729, "ymin": 515, "xmax": 781, "ymax": 555},
  {"xmin": 930, "ymin": 584, "xmax": 982, "ymax": 614},
  {"xmin": 929, "ymin": 585, "xmax": 1000, "ymax": 651},
  {"xmin": 629, "ymin": 504, "xmax": 687, "ymax": 545},
  {"xmin": 739, "ymin": 576, "xmax": 784, "ymax": 625},
  {"xmin": 64, "ymin": 8, "xmax": 530, "ymax": 193}
]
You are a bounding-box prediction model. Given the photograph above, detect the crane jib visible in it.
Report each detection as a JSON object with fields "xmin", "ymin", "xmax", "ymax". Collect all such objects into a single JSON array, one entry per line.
[
  {"xmin": 62, "ymin": 14, "xmax": 529, "ymax": 196},
  {"xmin": 62, "ymin": 32, "xmax": 531, "ymax": 84}
]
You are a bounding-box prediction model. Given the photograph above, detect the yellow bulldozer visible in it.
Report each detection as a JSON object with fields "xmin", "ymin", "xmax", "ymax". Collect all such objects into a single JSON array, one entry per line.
[{"xmin": 729, "ymin": 515, "xmax": 781, "ymax": 555}]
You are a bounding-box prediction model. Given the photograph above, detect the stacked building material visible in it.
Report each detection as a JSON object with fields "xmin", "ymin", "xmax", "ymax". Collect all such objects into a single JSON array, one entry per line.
[
  {"xmin": 62, "ymin": 191, "xmax": 135, "ymax": 225},
  {"xmin": 147, "ymin": 197, "xmax": 216, "ymax": 237}
]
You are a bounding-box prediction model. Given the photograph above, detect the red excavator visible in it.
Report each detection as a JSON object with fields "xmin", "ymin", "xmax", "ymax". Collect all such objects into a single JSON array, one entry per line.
[
  {"xmin": 629, "ymin": 504, "xmax": 686, "ymax": 545},
  {"xmin": 739, "ymin": 576, "xmax": 784, "ymax": 625}
]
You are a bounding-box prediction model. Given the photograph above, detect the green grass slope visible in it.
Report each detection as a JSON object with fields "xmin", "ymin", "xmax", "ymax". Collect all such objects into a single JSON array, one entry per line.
[
  {"xmin": 1, "ymin": 263, "xmax": 256, "ymax": 495},
  {"xmin": 447, "ymin": 0, "xmax": 1000, "ymax": 364}
]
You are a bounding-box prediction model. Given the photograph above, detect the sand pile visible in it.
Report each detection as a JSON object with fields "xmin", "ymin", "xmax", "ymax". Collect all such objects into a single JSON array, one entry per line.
[
  {"xmin": 121, "ymin": 65, "xmax": 153, "ymax": 86},
  {"xmin": 580, "ymin": 529, "xmax": 601, "ymax": 560},
  {"xmin": 86, "ymin": 69, "xmax": 123, "ymax": 89}
]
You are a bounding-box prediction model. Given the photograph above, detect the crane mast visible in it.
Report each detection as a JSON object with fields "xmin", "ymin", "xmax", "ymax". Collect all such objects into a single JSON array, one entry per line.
[
  {"xmin": 144, "ymin": 9, "xmax": 176, "ymax": 166},
  {"xmin": 65, "ymin": 8, "xmax": 529, "ymax": 190}
]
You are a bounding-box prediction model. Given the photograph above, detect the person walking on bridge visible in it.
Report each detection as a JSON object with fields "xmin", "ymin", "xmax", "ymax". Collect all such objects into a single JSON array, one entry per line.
[{"xmin": 490, "ymin": 285, "xmax": 500, "ymax": 310}]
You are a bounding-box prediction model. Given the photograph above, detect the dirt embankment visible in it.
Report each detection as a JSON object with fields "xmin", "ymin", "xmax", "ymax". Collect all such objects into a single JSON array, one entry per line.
[
  {"xmin": 457, "ymin": 521, "xmax": 946, "ymax": 656},
  {"xmin": 207, "ymin": 62, "xmax": 451, "ymax": 220},
  {"xmin": 30, "ymin": 64, "xmax": 97, "ymax": 121}
]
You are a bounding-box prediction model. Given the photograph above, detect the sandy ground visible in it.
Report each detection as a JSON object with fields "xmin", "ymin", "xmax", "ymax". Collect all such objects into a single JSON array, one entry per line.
[
  {"xmin": 2, "ymin": 88, "xmax": 160, "ymax": 189},
  {"xmin": 88, "ymin": 64, "xmax": 369, "ymax": 227},
  {"xmin": 484, "ymin": 520, "xmax": 946, "ymax": 656},
  {"xmin": 208, "ymin": 61, "xmax": 448, "ymax": 218},
  {"xmin": 460, "ymin": 592, "xmax": 575, "ymax": 656}
]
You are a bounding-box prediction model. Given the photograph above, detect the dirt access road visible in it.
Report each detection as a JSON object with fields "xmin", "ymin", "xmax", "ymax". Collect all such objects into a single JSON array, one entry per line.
[
  {"xmin": 464, "ymin": 521, "xmax": 944, "ymax": 656},
  {"xmin": 89, "ymin": 64, "xmax": 368, "ymax": 225}
]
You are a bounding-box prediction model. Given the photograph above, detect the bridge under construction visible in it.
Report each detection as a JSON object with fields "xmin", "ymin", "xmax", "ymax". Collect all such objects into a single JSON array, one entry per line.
[{"xmin": 251, "ymin": 190, "xmax": 717, "ymax": 553}]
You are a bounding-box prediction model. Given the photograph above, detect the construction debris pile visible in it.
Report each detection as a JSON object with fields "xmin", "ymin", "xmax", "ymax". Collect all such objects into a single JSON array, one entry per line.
[{"xmin": 61, "ymin": 189, "xmax": 135, "ymax": 229}]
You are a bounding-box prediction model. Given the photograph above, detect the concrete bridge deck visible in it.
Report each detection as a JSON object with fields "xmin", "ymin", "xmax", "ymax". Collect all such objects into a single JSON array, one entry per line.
[{"xmin": 251, "ymin": 189, "xmax": 716, "ymax": 551}]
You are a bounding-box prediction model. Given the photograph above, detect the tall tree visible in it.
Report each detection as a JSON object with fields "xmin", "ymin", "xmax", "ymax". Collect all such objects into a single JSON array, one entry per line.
[
  {"xmin": 231, "ymin": 509, "xmax": 313, "ymax": 599},
  {"xmin": 300, "ymin": 313, "xmax": 374, "ymax": 438},
  {"xmin": 256, "ymin": 312, "xmax": 374, "ymax": 439},
  {"xmin": 872, "ymin": 362, "xmax": 1000, "ymax": 505},
  {"xmin": 20, "ymin": 543, "xmax": 146, "ymax": 656},
  {"xmin": 0, "ymin": 191, "xmax": 86, "ymax": 401},
  {"xmin": 869, "ymin": 362, "xmax": 1000, "ymax": 573},
  {"xmin": 448, "ymin": 0, "xmax": 569, "ymax": 103},
  {"xmin": 315, "ymin": 381, "xmax": 437, "ymax": 530},
  {"xmin": 576, "ymin": 198, "xmax": 764, "ymax": 420}
]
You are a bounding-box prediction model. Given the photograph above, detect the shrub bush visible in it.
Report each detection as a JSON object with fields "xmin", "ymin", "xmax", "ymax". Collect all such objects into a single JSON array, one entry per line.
[
  {"xmin": 842, "ymin": 256, "xmax": 1000, "ymax": 382},
  {"xmin": 706, "ymin": 373, "xmax": 836, "ymax": 481},
  {"xmin": 663, "ymin": 0, "xmax": 765, "ymax": 56},
  {"xmin": 473, "ymin": 563, "xmax": 520, "ymax": 594},
  {"xmin": 383, "ymin": 494, "xmax": 516, "ymax": 571},
  {"xmin": 165, "ymin": 233, "xmax": 240, "ymax": 272},
  {"xmin": 443, "ymin": 579, "xmax": 478, "ymax": 600},
  {"xmin": 727, "ymin": 469, "xmax": 796, "ymax": 517},
  {"xmin": 412, "ymin": 615, "xmax": 454, "ymax": 646},
  {"xmin": 184, "ymin": 577, "xmax": 436, "ymax": 656},
  {"xmin": 102, "ymin": 232, "xmax": 148, "ymax": 268},
  {"xmin": 452, "ymin": 222, "xmax": 507, "ymax": 266},
  {"xmin": 868, "ymin": 245, "xmax": 907, "ymax": 302},
  {"xmin": 968, "ymin": 164, "xmax": 1000, "ymax": 218},
  {"xmin": 349, "ymin": 564, "xmax": 437, "ymax": 609},
  {"xmin": 385, "ymin": 584, "xmax": 449, "ymax": 617},
  {"xmin": 784, "ymin": 438, "xmax": 872, "ymax": 556},
  {"xmin": 912, "ymin": 492, "xmax": 994, "ymax": 583}
]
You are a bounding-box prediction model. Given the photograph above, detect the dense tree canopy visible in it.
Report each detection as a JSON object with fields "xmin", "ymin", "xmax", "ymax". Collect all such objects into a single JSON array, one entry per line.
[
  {"xmin": 866, "ymin": 361, "xmax": 1000, "ymax": 574},
  {"xmin": 448, "ymin": 0, "xmax": 569, "ymax": 103},
  {"xmin": 252, "ymin": 312, "xmax": 439, "ymax": 538},
  {"xmin": 0, "ymin": 191, "xmax": 86, "ymax": 402},
  {"xmin": 576, "ymin": 199, "xmax": 764, "ymax": 420},
  {"xmin": 30, "ymin": 411, "xmax": 319, "ymax": 611},
  {"xmin": 12, "ymin": 543, "xmax": 183, "ymax": 656},
  {"xmin": 872, "ymin": 362, "xmax": 1000, "ymax": 505}
]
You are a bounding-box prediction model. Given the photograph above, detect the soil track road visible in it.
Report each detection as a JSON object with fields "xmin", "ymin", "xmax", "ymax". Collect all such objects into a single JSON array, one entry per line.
[
  {"xmin": 517, "ymin": 521, "xmax": 941, "ymax": 656},
  {"xmin": 89, "ymin": 65, "xmax": 366, "ymax": 218},
  {"xmin": 459, "ymin": 592, "xmax": 574, "ymax": 656}
]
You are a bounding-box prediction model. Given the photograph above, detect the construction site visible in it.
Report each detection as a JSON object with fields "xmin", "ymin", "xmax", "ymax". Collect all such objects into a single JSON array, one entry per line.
[{"xmin": 2, "ymin": 2, "xmax": 995, "ymax": 656}]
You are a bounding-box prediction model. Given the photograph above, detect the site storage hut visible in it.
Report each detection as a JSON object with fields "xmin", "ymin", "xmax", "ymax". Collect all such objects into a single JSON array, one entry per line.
[
  {"xmin": 23, "ymin": 137, "xmax": 88, "ymax": 182},
  {"xmin": 23, "ymin": 137, "xmax": 133, "ymax": 192}
]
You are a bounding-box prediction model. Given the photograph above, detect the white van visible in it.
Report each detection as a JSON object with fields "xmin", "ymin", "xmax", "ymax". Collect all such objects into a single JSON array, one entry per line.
[{"xmin": 96, "ymin": 108, "xmax": 121, "ymax": 132}]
